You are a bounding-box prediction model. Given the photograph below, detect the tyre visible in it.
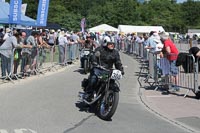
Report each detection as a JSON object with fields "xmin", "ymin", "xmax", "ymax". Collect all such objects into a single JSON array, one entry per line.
[
  {"xmin": 96, "ymin": 90, "xmax": 119, "ymax": 120},
  {"xmin": 83, "ymin": 59, "xmax": 89, "ymax": 74}
]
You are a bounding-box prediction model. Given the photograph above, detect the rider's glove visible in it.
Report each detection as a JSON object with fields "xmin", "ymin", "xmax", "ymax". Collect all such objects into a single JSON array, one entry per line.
[{"xmin": 122, "ymin": 71, "xmax": 125, "ymax": 75}]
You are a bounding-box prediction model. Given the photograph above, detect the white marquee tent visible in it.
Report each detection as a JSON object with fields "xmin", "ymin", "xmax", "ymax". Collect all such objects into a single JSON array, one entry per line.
[
  {"xmin": 89, "ymin": 24, "xmax": 119, "ymax": 33},
  {"xmin": 118, "ymin": 25, "xmax": 165, "ymax": 34}
]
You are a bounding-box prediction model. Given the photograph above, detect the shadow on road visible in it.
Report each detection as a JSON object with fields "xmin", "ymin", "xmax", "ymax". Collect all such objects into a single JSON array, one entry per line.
[
  {"xmin": 73, "ymin": 68, "xmax": 87, "ymax": 75},
  {"xmin": 75, "ymin": 101, "xmax": 95, "ymax": 113},
  {"xmin": 75, "ymin": 101, "xmax": 113, "ymax": 121},
  {"xmin": 142, "ymin": 85, "xmax": 197, "ymax": 99}
]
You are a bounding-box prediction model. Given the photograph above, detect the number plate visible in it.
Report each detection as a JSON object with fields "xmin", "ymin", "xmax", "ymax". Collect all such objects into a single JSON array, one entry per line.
[
  {"xmin": 111, "ymin": 70, "xmax": 122, "ymax": 80},
  {"xmin": 83, "ymin": 51, "xmax": 90, "ymax": 55}
]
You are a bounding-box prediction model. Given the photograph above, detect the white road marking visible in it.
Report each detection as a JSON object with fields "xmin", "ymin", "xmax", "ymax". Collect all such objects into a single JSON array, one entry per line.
[{"xmin": 0, "ymin": 129, "xmax": 37, "ymax": 133}]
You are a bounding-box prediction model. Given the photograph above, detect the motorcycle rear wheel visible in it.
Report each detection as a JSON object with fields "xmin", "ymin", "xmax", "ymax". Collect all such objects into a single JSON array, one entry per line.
[{"xmin": 96, "ymin": 90, "xmax": 119, "ymax": 120}]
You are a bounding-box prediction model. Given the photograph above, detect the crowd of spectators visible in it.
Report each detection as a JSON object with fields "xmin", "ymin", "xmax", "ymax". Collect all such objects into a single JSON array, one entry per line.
[
  {"xmin": 0, "ymin": 27, "xmax": 198, "ymax": 93},
  {"xmin": 0, "ymin": 28, "xmax": 99, "ymax": 80}
]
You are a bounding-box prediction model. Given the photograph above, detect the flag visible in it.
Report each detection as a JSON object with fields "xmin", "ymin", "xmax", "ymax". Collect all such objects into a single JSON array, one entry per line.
[
  {"xmin": 36, "ymin": 0, "xmax": 50, "ymax": 26},
  {"xmin": 9, "ymin": 0, "xmax": 22, "ymax": 24},
  {"xmin": 21, "ymin": 3, "xmax": 27, "ymax": 15},
  {"xmin": 81, "ymin": 18, "xmax": 86, "ymax": 33}
]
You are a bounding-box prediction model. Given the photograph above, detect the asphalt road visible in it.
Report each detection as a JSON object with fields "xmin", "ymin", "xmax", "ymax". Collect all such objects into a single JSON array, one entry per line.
[{"xmin": 0, "ymin": 53, "xmax": 192, "ymax": 133}]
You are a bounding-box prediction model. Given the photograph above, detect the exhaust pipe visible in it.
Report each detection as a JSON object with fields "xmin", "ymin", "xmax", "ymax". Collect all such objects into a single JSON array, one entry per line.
[{"xmin": 83, "ymin": 94, "xmax": 101, "ymax": 105}]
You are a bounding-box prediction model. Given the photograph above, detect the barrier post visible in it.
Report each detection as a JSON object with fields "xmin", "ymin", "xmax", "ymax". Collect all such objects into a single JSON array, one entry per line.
[
  {"xmin": 52, "ymin": 45, "xmax": 60, "ymax": 70},
  {"xmin": 194, "ymin": 58, "xmax": 199, "ymax": 94},
  {"xmin": 180, "ymin": 54, "xmax": 196, "ymax": 97},
  {"xmin": 48, "ymin": 45, "xmax": 57, "ymax": 71}
]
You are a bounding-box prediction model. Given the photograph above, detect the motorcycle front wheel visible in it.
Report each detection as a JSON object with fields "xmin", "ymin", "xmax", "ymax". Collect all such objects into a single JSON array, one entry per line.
[
  {"xmin": 96, "ymin": 90, "xmax": 119, "ymax": 120},
  {"xmin": 83, "ymin": 59, "xmax": 89, "ymax": 74}
]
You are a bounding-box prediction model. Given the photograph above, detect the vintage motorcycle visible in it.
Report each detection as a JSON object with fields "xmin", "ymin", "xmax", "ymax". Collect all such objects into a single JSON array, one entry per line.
[
  {"xmin": 79, "ymin": 57, "xmax": 123, "ymax": 120},
  {"xmin": 80, "ymin": 48, "xmax": 92, "ymax": 74}
]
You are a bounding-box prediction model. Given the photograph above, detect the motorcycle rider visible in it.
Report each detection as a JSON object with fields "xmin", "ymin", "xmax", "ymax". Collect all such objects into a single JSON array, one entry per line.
[
  {"xmin": 84, "ymin": 36, "xmax": 96, "ymax": 49},
  {"xmin": 80, "ymin": 35, "xmax": 96, "ymax": 68},
  {"xmin": 84, "ymin": 36, "xmax": 124, "ymax": 96}
]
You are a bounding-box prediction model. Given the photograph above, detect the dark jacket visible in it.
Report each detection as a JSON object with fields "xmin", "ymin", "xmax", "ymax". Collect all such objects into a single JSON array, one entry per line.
[
  {"xmin": 176, "ymin": 52, "xmax": 200, "ymax": 73},
  {"xmin": 176, "ymin": 52, "xmax": 194, "ymax": 73},
  {"xmin": 189, "ymin": 47, "xmax": 200, "ymax": 62},
  {"xmin": 92, "ymin": 46, "xmax": 124, "ymax": 73}
]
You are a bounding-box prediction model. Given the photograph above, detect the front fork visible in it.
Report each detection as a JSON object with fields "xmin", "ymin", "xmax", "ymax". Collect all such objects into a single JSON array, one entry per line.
[{"xmin": 104, "ymin": 78, "xmax": 111, "ymax": 104}]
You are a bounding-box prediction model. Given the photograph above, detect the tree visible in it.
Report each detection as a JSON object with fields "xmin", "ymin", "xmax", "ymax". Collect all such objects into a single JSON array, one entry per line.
[
  {"xmin": 181, "ymin": 0, "xmax": 200, "ymax": 29},
  {"xmin": 4, "ymin": 0, "xmax": 200, "ymax": 32}
]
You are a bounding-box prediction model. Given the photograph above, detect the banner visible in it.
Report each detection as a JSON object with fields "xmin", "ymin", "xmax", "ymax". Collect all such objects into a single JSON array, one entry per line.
[
  {"xmin": 36, "ymin": 0, "xmax": 50, "ymax": 26},
  {"xmin": 9, "ymin": 0, "xmax": 22, "ymax": 24},
  {"xmin": 21, "ymin": 3, "xmax": 27, "ymax": 15},
  {"xmin": 81, "ymin": 18, "xmax": 86, "ymax": 33}
]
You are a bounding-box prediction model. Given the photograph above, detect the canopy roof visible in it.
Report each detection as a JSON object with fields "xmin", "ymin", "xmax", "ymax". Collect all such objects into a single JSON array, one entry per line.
[
  {"xmin": 89, "ymin": 24, "xmax": 119, "ymax": 33},
  {"xmin": 118, "ymin": 25, "xmax": 165, "ymax": 34},
  {"xmin": 0, "ymin": 2, "xmax": 36, "ymax": 26},
  {"xmin": 34, "ymin": 22, "xmax": 62, "ymax": 29}
]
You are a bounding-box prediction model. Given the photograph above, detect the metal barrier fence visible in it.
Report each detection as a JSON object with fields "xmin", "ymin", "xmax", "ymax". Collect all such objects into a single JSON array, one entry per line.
[
  {"xmin": 118, "ymin": 36, "xmax": 200, "ymax": 98},
  {"xmin": 137, "ymin": 49, "xmax": 200, "ymax": 98},
  {"xmin": 0, "ymin": 43, "xmax": 81, "ymax": 84}
]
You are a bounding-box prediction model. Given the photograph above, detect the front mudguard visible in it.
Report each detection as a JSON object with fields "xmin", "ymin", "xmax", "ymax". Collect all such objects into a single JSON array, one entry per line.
[{"xmin": 109, "ymin": 82, "xmax": 120, "ymax": 92}]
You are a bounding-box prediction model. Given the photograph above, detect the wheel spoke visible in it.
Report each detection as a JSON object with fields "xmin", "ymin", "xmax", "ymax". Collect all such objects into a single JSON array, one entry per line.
[{"xmin": 100, "ymin": 92, "xmax": 114, "ymax": 116}]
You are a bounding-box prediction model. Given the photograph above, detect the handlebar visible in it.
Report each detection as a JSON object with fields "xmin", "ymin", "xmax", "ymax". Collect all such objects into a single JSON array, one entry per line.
[
  {"xmin": 94, "ymin": 65, "xmax": 111, "ymax": 72},
  {"xmin": 82, "ymin": 48, "xmax": 91, "ymax": 51}
]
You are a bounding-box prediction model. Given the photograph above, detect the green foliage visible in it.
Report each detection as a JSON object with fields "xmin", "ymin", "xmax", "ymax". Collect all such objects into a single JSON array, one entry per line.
[{"xmin": 5, "ymin": 0, "xmax": 200, "ymax": 33}]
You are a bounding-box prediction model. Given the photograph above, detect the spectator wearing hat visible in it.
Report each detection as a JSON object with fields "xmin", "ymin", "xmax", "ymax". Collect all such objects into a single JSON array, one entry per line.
[
  {"xmin": 126, "ymin": 33, "xmax": 133, "ymax": 54},
  {"xmin": 47, "ymin": 29, "xmax": 56, "ymax": 46},
  {"xmin": 161, "ymin": 32, "xmax": 179, "ymax": 91},
  {"xmin": 142, "ymin": 33, "xmax": 149, "ymax": 60},
  {"xmin": 69, "ymin": 31, "xmax": 79, "ymax": 63},
  {"xmin": 3, "ymin": 28, "xmax": 12, "ymax": 41},
  {"xmin": 120, "ymin": 34, "xmax": 126, "ymax": 51},
  {"xmin": 0, "ymin": 32, "xmax": 32, "ymax": 78},
  {"xmin": 145, "ymin": 31, "xmax": 162, "ymax": 53},
  {"xmin": 47, "ymin": 30, "xmax": 56, "ymax": 61},
  {"xmin": 58, "ymin": 31, "xmax": 68, "ymax": 64}
]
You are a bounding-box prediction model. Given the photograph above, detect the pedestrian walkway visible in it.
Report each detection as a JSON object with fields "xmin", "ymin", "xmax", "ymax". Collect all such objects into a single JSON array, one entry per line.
[
  {"xmin": 140, "ymin": 86, "xmax": 200, "ymax": 132},
  {"xmin": 122, "ymin": 50, "xmax": 200, "ymax": 132}
]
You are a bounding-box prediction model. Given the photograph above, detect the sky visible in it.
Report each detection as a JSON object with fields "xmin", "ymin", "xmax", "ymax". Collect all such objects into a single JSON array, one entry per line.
[
  {"xmin": 177, "ymin": 0, "xmax": 187, "ymax": 3},
  {"xmin": 177, "ymin": 0, "xmax": 200, "ymax": 3}
]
